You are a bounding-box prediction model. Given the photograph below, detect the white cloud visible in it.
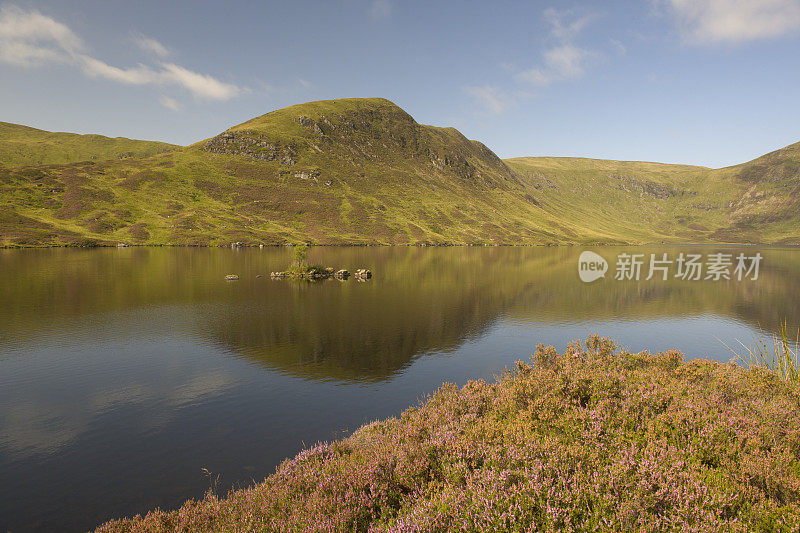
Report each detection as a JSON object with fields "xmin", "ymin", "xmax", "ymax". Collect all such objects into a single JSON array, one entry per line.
[
  {"xmin": 159, "ymin": 95, "xmax": 181, "ymax": 111},
  {"xmin": 515, "ymin": 8, "xmax": 600, "ymax": 87},
  {"xmin": 132, "ymin": 32, "xmax": 169, "ymax": 57},
  {"xmin": 160, "ymin": 62, "xmax": 240, "ymax": 100},
  {"xmin": 78, "ymin": 55, "xmax": 158, "ymax": 84},
  {"xmin": 0, "ymin": 5, "xmax": 241, "ymax": 102},
  {"xmin": 516, "ymin": 44, "xmax": 597, "ymax": 86},
  {"xmin": 370, "ymin": 0, "xmax": 392, "ymax": 20},
  {"xmin": 667, "ymin": 0, "xmax": 800, "ymax": 44},
  {"xmin": 74, "ymin": 55, "xmax": 240, "ymax": 100},
  {"xmin": 464, "ymin": 85, "xmax": 512, "ymax": 115},
  {"xmin": 543, "ymin": 7, "xmax": 593, "ymax": 41},
  {"xmin": 0, "ymin": 4, "xmax": 83, "ymax": 66}
]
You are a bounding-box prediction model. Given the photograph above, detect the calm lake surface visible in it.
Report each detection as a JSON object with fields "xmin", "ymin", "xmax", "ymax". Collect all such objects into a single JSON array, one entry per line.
[{"xmin": 1, "ymin": 245, "xmax": 799, "ymax": 531}]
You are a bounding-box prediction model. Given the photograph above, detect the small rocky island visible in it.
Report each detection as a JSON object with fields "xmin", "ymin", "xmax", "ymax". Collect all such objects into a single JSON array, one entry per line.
[
  {"xmin": 270, "ymin": 267, "xmax": 372, "ymax": 281},
  {"xmin": 269, "ymin": 244, "xmax": 372, "ymax": 281}
]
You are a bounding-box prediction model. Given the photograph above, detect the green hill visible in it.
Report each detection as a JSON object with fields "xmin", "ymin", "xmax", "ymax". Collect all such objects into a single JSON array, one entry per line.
[
  {"xmin": 0, "ymin": 121, "xmax": 178, "ymax": 167},
  {"xmin": 506, "ymin": 142, "xmax": 800, "ymax": 245},
  {"xmin": 0, "ymin": 98, "xmax": 572, "ymax": 246},
  {"xmin": 0, "ymin": 97, "xmax": 799, "ymax": 246}
]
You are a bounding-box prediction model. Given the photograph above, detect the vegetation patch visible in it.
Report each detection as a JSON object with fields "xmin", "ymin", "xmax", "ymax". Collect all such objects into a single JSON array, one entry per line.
[{"xmin": 269, "ymin": 244, "xmax": 371, "ymax": 281}]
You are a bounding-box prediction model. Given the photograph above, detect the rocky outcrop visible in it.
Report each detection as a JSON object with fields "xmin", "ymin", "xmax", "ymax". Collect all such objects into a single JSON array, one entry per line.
[
  {"xmin": 611, "ymin": 175, "xmax": 677, "ymax": 199},
  {"xmin": 294, "ymin": 115, "xmax": 324, "ymax": 134},
  {"xmin": 203, "ymin": 131, "xmax": 297, "ymax": 165},
  {"xmin": 294, "ymin": 170, "xmax": 321, "ymax": 182}
]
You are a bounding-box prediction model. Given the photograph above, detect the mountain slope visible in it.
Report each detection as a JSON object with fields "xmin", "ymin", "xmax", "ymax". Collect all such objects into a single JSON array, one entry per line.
[
  {"xmin": 1, "ymin": 98, "xmax": 799, "ymax": 247},
  {"xmin": 0, "ymin": 122, "xmax": 179, "ymax": 167},
  {"xmin": 708, "ymin": 141, "xmax": 800, "ymax": 242},
  {"xmin": 506, "ymin": 144, "xmax": 800, "ymax": 244},
  {"xmin": 0, "ymin": 99, "xmax": 573, "ymax": 246}
]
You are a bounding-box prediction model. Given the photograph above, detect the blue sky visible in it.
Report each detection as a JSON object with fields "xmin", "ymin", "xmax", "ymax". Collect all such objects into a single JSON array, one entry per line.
[{"xmin": 1, "ymin": 0, "xmax": 799, "ymax": 167}]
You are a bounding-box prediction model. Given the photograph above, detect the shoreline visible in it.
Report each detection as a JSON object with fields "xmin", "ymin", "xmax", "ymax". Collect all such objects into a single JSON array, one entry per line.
[
  {"xmin": 1, "ymin": 241, "xmax": 795, "ymax": 250},
  {"xmin": 96, "ymin": 337, "xmax": 800, "ymax": 532}
]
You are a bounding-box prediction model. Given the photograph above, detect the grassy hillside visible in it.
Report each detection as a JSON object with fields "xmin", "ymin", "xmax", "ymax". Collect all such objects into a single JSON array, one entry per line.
[
  {"xmin": 507, "ymin": 144, "xmax": 800, "ymax": 244},
  {"xmin": 0, "ymin": 122, "xmax": 178, "ymax": 167},
  {"xmin": 505, "ymin": 157, "xmax": 711, "ymax": 243},
  {"xmin": 711, "ymin": 141, "xmax": 800, "ymax": 243},
  {"xmin": 0, "ymin": 98, "xmax": 578, "ymax": 247},
  {"xmin": 97, "ymin": 338, "xmax": 800, "ymax": 532},
  {"xmin": 1, "ymin": 97, "xmax": 799, "ymax": 246}
]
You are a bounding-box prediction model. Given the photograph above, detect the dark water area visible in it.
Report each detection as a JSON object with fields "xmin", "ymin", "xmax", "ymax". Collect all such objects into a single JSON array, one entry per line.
[{"xmin": 1, "ymin": 245, "xmax": 798, "ymax": 531}]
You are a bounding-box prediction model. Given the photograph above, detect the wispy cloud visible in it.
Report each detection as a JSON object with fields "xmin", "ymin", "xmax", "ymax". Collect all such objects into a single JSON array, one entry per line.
[
  {"xmin": 0, "ymin": 4, "xmax": 83, "ymax": 66},
  {"xmin": 0, "ymin": 5, "xmax": 241, "ymax": 102},
  {"xmin": 666, "ymin": 0, "xmax": 800, "ymax": 44},
  {"xmin": 159, "ymin": 95, "xmax": 181, "ymax": 112},
  {"xmin": 159, "ymin": 62, "xmax": 240, "ymax": 100},
  {"xmin": 78, "ymin": 55, "xmax": 155, "ymax": 84},
  {"xmin": 543, "ymin": 7, "xmax": 594, "ymax": 41},
  {"xmin": 462, "ymin": 7, "xmax": 598, "ymax": 114},
  {"xmin": 132, "ymin": 32, "xmax": 169, "ymax": 57},
  {"xmin": 370, "ymin": 0, "xmax": 392, "ymax": 20},
  {"xmin": 516, "ymin": 44, "xmax": 598, "ymax": 86},
  {"xmin": 464, "ymin": 85, "xmax": 512, "ymax": 115},
  {"xmin": 516, "ymin": 7, "xmax": 600, "ymax": 87}
]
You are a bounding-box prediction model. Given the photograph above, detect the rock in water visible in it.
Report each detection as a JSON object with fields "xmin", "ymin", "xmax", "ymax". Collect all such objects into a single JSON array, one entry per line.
[{"xmin": 354, "ymin": 269, "xmax": 372, "ymax": 280}]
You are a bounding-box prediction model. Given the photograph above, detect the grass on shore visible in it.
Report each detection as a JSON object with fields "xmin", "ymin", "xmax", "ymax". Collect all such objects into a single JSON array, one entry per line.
[
  {"xmin": 98, "ymin": 336, "xmax": 800, "ymax": 532},
  {"xmin": 727, "ymin": 322, "xmax": 800, "ymax": 385}
]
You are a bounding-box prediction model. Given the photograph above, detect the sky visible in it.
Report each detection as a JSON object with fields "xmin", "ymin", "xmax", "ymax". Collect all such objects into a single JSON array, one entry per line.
[{"xmin": 0, "ymin": 0, "xmax": 799, "ymax": 168}]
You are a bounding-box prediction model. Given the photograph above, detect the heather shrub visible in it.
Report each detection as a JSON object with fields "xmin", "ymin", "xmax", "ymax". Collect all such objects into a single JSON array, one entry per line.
[{"xmin": 98, "ymin": 335, "xmax": 800, "ymax": 532}]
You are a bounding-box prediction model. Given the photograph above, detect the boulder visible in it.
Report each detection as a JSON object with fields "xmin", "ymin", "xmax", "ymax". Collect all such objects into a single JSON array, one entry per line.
[{"xmin": 354, "ymin": 269, "xmax": 372, "ymax": 279}]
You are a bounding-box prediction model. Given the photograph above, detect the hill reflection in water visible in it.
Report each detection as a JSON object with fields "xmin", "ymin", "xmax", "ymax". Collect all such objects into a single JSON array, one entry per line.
[{"xmin": 0, "ymin": 245, "xmax": 798, "ymax": 532}]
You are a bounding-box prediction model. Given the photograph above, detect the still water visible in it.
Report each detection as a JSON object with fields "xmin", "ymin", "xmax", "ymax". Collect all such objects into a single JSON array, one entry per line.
[{"xmin": 1, "ymin": 245, "xmax": 798, "ymax": 531}]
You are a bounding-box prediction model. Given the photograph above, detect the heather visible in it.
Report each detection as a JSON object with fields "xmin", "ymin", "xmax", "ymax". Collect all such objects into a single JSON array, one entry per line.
[{"xmin": 98, "ymin": 336, "xmax": 800, "ymax": 532}]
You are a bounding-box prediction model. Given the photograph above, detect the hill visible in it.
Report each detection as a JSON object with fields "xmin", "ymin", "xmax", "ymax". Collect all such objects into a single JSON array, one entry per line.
[
  {"xmin": 506, "ymin": 144, "xmax": 800, "ymax": 244},
  {"xmin": 0, "ymin": 98, "xmax": 573, "ymax": 246},
  {"xmin": 0, "ymin": 121, "xmax": 178, "ymax": 166},
  {"xmin": 1, "ymin": 97, "xmax": 799, "ymax": 246}
]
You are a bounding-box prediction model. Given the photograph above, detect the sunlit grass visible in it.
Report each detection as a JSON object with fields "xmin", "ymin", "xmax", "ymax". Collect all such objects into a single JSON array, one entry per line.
[{"xmin": 723, "ymin": 321, "xmax": 800, "ymax": 385}]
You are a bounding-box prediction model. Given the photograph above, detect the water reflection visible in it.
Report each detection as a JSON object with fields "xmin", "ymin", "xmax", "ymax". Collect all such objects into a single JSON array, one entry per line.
[{"xmin": 0, "ymin": 246, "xmax": 799, "ymax": 531}]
